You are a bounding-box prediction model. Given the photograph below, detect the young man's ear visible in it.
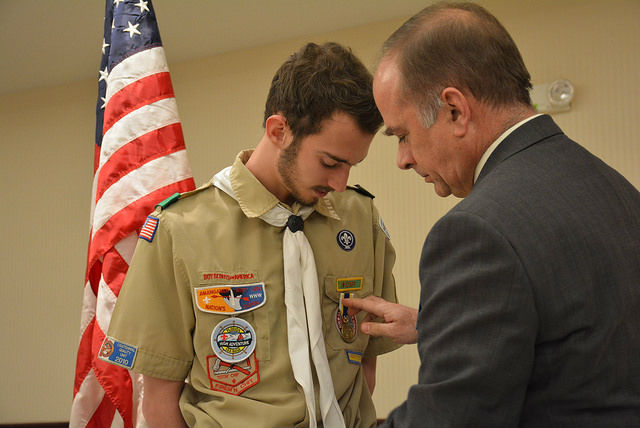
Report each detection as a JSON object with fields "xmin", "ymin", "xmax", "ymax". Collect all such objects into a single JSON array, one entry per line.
[
  {"xmin": 441, "ymin": 87, "xmax": 470, "ymax": 138},
  {"xmin": 265, "ymin": 114, "xmax": 290, "ymax": 147}
]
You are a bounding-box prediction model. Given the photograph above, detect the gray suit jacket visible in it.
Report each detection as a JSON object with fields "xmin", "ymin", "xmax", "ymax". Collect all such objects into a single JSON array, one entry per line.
[{"xmin": 383, "ymin": 115, "xmax": 640, "ymax": 427}]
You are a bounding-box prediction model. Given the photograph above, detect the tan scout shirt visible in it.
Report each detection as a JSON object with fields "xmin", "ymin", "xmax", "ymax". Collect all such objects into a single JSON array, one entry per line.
[{"xmin": 107, "ymin": 150, "xmax": 401, "ymax": 428}]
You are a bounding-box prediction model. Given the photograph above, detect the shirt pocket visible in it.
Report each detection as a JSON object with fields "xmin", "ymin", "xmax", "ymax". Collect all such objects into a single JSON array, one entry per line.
[{"xmin": 322, "ymin": 274, "xmax": 373, "ymax": 353}]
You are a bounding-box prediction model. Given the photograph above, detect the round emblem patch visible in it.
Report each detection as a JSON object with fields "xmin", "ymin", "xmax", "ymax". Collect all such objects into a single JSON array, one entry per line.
[
  {"xmin": 337, "ymin": 229, "xmax": 356, "ymax": 251},
  {"xmin": 335, "ymin": 307, "xmax": 358, "ymax": 343},
  {"xmin": 99, "ymin": 338, "xmax": 114, "ymax": 358},
  {"xmin": 211, "ymin": 318, "xmax": 256, "ymax": 363}
]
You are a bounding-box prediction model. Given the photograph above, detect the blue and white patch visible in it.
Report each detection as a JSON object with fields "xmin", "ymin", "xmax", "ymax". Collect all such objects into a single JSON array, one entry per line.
[
  {"xmin": 98, "ymin": 337, "xmax": 137, "ymax": 369},
  {"xmin": 211, "ymin": 317, "xmax": 257, "ymax": 363},
  {"xmin": 379, "ymin": 216, "xmax": 391, "ymax": 240},
  {"xmin": 337, "ymin": 229, "xmax": 356, "ymax": 251},
  {"xmin": 139, "ymin": 215, "xmax": 159, "ymax": 242}
]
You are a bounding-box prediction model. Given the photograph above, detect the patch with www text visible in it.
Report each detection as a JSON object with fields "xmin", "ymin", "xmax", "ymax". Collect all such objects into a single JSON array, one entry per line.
[
  {"xmin": 195, "ymin": 283, "xmax": 266, "ymax": 314},
  {"xmin": 98, "ymin": 336, "xmax": 137, "ymax": 369}
]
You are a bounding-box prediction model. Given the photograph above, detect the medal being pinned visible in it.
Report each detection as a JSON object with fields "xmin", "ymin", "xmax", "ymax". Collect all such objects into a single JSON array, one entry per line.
[{"xmin": 335, "ymin": 292, "xmax": 357, "ymax": 343}]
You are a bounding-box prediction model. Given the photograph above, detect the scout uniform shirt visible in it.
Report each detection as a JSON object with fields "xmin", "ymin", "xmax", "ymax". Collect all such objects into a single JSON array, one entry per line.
[{"xmin": 105, "ymin": 150, "xmax": 401, "ymax": 427}]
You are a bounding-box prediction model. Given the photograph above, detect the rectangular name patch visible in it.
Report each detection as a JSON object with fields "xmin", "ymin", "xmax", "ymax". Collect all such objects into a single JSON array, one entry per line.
[
  {"xmin": 98, "ymin": 337, "xmax": 137, "ymax": 369},
  {"xmin": 337, "ymin": 277, "xmax": 363, "ymax": 292},
  {"xmin": 346, "ymin": 350, "xmax": 363, "ymax": 365}
]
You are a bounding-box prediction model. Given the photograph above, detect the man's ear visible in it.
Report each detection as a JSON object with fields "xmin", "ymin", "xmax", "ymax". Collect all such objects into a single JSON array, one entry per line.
[
  {"xmin": 441, "ymin": 87, "xmax": 470, "ymax": 138},
  {"xmin": 264, "ymin": 114, "xmax": 290, "ymax": 147}
]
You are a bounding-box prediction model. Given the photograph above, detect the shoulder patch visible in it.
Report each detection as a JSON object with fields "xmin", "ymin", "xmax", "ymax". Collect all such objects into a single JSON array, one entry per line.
[
  {"xmin": 139, "ymin": 215, "xmax": 159, "ymax": 242},
  {"xmin": 347, "ymin": 184, "xmax": 375, "ymax": 199}
]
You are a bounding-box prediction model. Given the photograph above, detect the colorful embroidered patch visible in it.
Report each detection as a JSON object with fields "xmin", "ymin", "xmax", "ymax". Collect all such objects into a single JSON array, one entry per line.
[
  {"xmin": 337, "ymin": 229, "xmax": 356, "ymax": 251},
  {"xmin": 211, "ymin": 318, "xmax": 257, "ymax": 363},
  {"xmin": 337, "ymin": 277, "xmax": 363, "ymax": 292},
  {"xmin": 98, "ymin": 337, "xmax": 137, "ymax": 369},
  {"xmin": 195, "ymin": 283, "xmax": 266, "ymax": 314},
  {"xmin": 139, "ymin": 216, "xmax": 159, "ymax": 242},
  {"xmin": 346, "ymin": 350, "xmax": 363, "ymax": 365},
  {"xmin": 207, "ymin": 352, "xmax": 260, "ymax": 395}
]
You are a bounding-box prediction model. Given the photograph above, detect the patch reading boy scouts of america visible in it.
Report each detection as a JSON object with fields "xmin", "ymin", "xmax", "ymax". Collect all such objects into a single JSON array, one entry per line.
[
  {"xmin": 336, "ymin": 277, "xmax": 363, "ymax": 292},
  {"xmin": 139, "ymin": 216, "xmax": 159, "ymax": 242},
  {"xmin": 211, "ymin": 318, "xmax": 257, "ymax": 363},
  {"xmin": 337, "ymin": 229, "xmax": 356, "ymax": 251},
  {"xmin": 98, "ymin": 337, "xmax": 137, "ymax": 369},
  {"xmin": 207, "ymin": 352, "xmax": 260, "ymax": 396},
  {"xmin": 195, "ymin": 283, "xmax": 266, "ymax": 314}
]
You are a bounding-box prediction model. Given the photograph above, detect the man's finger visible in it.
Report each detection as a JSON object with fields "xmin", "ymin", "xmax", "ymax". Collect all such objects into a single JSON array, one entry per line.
[
  {"xmin": 360, "ymin": 319, "xmax": 395, "ymax": 340},
  {"xmin": 343, "ymin": 295, "xmax": 387, "ymax": 318}
]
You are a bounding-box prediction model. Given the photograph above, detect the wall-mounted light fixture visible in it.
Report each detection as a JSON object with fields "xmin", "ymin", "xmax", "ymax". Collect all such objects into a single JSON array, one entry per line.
[{"xmin": 530, "ymin": 79, "xmax": 575, "ymax": 113}]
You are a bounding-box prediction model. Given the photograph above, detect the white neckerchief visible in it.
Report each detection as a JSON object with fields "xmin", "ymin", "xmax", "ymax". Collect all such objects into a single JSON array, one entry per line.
[{"xmin": 213, "ymin": 166, "xmax": 345, "ymax": 428}]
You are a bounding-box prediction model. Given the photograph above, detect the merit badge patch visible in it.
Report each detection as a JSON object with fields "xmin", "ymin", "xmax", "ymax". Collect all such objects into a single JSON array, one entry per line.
[
  {"xmin": 195, "ymin": 283, "xmax": 266, "ymax": 315},
  {"xmin": 337, "ymin": 229, "xmax": 356, "ymax": 251},
  {"xmin": 337, "ymin": 277, "xmax": 363, "ymax": 292},
  {"xmin": 139, "ymin": 216, "xmax": 159, "ymax": 242},
  {"xmin": 335, "ymin": 303, "xmax": 358, "ymax": 343},
  {"xmin": 346, "ymin": 350, "xmax": 363, "ymax": 365},
  {"xmin": 98, "ymin": 337, "xmax": 137, "ymax": 369},
  {"xmin": 211, "ymin": 318, "xmax": 257, "ymax": 363},
  {"xmin": 207, "ymin": 352, "xmax": 259, "ymax": 396}
]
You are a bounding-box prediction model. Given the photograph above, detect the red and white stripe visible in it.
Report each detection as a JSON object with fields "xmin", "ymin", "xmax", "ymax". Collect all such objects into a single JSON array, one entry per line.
[{"xmin": 70, "ymin": 45, "xmax": 195, "ymax": 428}]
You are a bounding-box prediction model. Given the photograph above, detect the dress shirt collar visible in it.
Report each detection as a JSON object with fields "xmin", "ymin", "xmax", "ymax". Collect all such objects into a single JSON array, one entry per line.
[{"xmin": 474, "ymin": 114, "xmax": 542, "ymax": 183}]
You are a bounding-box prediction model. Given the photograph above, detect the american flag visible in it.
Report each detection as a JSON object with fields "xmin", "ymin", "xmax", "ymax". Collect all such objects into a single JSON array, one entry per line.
[{"xmin": 70, "ymin": 1, "xmax": 195, "ymax": 426}]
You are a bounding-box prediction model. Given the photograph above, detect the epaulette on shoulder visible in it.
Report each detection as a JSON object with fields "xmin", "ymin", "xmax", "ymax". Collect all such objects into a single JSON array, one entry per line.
[
  {"xmin": 347, "ymin": 184, "xmax": 375, "ymax": 199},
  {"xmin": 155, "ymin": 183, "xmax": 213, "ymax": 211}
]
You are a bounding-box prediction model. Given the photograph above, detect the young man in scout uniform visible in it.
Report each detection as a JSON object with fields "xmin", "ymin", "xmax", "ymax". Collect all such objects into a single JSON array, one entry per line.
[{"xmin": 102, "ymin": 42, "xmax": 401, "ymax": 427}]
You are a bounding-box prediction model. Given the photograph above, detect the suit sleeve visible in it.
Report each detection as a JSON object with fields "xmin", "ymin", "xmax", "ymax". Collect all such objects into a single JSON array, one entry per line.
[{"xmin": 383, "ymin": 211, "xmax": 537, "ymax": 427}]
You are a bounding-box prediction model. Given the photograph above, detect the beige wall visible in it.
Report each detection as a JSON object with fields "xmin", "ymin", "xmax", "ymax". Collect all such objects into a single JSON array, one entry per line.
[{"xmin": 1, "ymin": 0, "xmax": 638, "ymax": 423}]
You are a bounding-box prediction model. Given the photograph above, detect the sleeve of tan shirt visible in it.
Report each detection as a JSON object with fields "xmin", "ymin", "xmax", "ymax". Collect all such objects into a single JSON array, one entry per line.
[
  {"xmin": 107, "ymin": 208, "xmax": 195, "ymax": 381},
  {"xmin": 364, "ymin": 202, "xmax": 403, "ymax": 358}
]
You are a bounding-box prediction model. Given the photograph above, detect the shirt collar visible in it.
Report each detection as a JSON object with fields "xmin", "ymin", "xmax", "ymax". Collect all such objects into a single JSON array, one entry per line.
[
  {"xmin": 474, "ymin": 114, "xmax": 542, "ymax": 183},
  {"xmin": 227, "ymin": 150, "xmax": 340, "ymax": 221}
]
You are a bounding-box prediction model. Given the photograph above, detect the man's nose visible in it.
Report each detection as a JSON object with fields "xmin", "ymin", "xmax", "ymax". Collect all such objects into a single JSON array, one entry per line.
[
  {"xmin": 328, "ymin": 167, "xmax": 350, "ymax": 192},
  {"xmin": 397, "ymin": 144, "xmax": 415, "ymax": 170}
]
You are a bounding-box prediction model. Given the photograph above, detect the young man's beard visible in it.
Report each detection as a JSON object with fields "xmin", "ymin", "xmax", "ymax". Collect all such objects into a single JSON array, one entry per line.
[{"xmin": 277, "ymin": 137, "xmax": 333, "ymax": 206}]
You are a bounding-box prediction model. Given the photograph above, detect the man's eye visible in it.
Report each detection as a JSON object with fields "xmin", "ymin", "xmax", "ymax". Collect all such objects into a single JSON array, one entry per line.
[
  {"xmin": 322, "ymin": 161, "xmax": 339, "ymax": 169},
  {"xmin": 398, "ymin": 135, "xmax": 407, "ymax": 143}
]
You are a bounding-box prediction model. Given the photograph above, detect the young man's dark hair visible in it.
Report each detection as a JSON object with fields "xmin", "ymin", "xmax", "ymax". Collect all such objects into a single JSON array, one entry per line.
[{"xmin": 264, "ymin": 42, "xmax": 382, "ymax": 139}]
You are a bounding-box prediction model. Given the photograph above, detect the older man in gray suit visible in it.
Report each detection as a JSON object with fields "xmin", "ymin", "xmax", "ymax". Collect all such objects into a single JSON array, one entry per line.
[{"xmin": 345, "ymin": 2, "xmax": 640, "ymax": 426}]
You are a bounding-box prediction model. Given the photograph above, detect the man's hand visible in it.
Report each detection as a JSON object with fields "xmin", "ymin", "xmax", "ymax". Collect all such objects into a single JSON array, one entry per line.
[{"xmin": 343, "ymin": 296, "xmax": 418, "ymax": 344}]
